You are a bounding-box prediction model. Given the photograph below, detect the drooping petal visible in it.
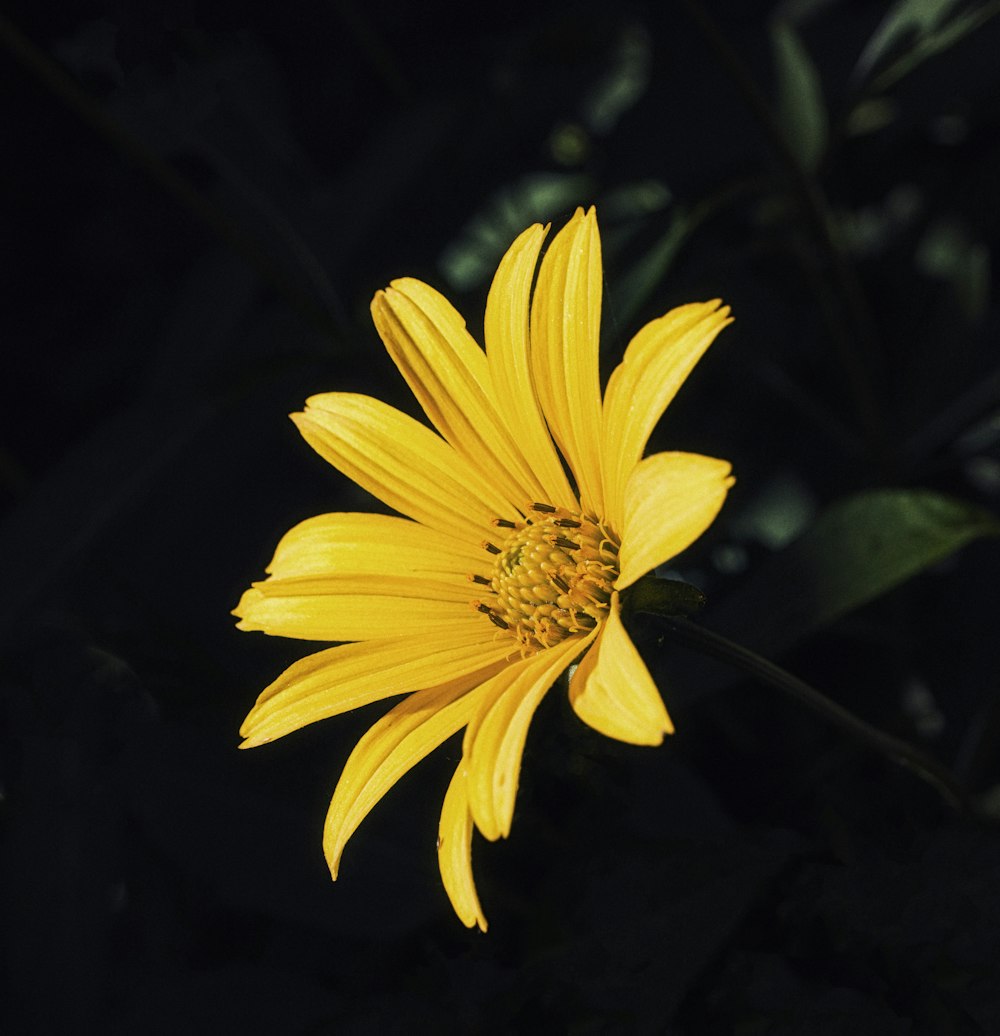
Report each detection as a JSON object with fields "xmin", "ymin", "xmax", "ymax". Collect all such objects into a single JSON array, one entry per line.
[
  {"xmin": 569, "ymin": 592, "xmax": 673, "ymax": 745},
  {"xmin": 293, "ymin": 394, "xmax": 517, "ymax": 544},
  {"xmin": 373, "ymin": 280, "xmax": 549, "ymax": 509},
  {"xmin": 438, "ymin": 761, "xmax": 487, "ymax": 931},
  {"xmin": 601, "ymin": 301, "xmax": 733, "ymax": 529},
  {"xmin": 264, "ymin": 512, "xmax": 486, "ymax": 580},
  {"xmin": 616, "ymin": 451, "xmax": 734, "ymax": 591},
  {"xmin": 464, "ymin": 632, "xmax": 595, "ymax": 841},
  {"xmin": 239, "ymin": 621, "xmax": 515, "ymax": 748},
  {"xmin": 323, "ymin": 663, "xmax": 505, "ymax": 879},
  {"xmin": 484, "ymin": 223, "xmax": 578, "ymax": 511},
  {"xmin": 529, "ymin": 207, "xmax": 605, "ymax": 513},
  {"xmin": 234, "ymin": 575, "xmax": 471, "ymax": 641}
]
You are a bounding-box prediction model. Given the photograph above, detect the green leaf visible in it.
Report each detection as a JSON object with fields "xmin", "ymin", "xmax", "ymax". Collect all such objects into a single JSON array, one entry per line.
[
  {"xmin": 710, "ymin": 489, "xmax": 1000, "ymax": 656},
  {"xmin": 770, "ymin": 19, "xmax": 828, "ymax": 172},
  {"xmin": 854, "ymin": 0, "xmax": 1000, "ymax": 93}
]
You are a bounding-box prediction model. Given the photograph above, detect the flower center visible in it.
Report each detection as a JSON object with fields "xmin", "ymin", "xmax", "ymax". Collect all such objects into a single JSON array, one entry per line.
[{"xmin": 471, "ymin": 503, "xmax": 620, "ymax": 653}]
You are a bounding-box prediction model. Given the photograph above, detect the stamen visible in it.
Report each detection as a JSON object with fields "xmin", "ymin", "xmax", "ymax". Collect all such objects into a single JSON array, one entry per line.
[
  {"xmin": 483, "ymin": 541, "xmax": 502, "ymax": 555},
  {"xmin": 469, "ymin": 574, "xmax": 491, "ymax": 586},
  {"xmin": 531, "ymin": 502, "xmax": 557, "ymax": 513},
  {"xmin": 475, "ymin": 602, "xmax": 493, "ymax": 615},
  {"xmin": 551, "ymin": 574, "xmax": 570, "ymax": 593},
  {"xmin": 552, "ymin": 535, "xmax": 579, "ymax": 551},
  {"xmin": 554, "ymin": 517, "xmax": 581, "ymax": 528},
  {"xmin": 492, "ymin": 517, "xmax": 517, "ymax": 529},
  {"xmin": 488, "ymin": 612, "xmax": 510, "ymax": 630}
]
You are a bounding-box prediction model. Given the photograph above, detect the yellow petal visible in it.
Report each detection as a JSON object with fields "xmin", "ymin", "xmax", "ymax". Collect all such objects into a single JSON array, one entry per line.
[
  {"xmin": 569, "ymin": 592, "xmax": 673, "ymax": 745},
  {"xmin": 464, "ymin": 632, "xmax": 594, "ymax": 841},
  {"xmin": 438, "ymin": 761, "xmax": 487, "ymax": 931},
  {"xmin": 616, "ymin": 451, "xmax": 734, "ymax": 591},
  {"xmin": 293, "ymin": 394, "xmax": 516, "ymax": 543},
  {"xmin": 602, "ymin": 301, "xmax": 733, "ymax": 529},
  {"xmin": 323, "ymin": 663, "xmax": 505, "ymax": 878},
  {"xmin": 264, "ymin": 512, "xmax": 485, "ymax": 580},
  {"xmin": 530, "ymin": 208, "xmax": 605, "ymax": 513},
  {"xmin": 373, "ymin": 280, "xmax": 550, "ymax": 509},
  {"xmin": 234, "ymin": 576, "xmax": 471, "ymax": 641},
  {"xmin": 239, "ymin": 621, "xmax": 515, "ymax": 748},
  {"xmin": 484, "ymin": 223, "xmax": 578, "ymax": 511}
]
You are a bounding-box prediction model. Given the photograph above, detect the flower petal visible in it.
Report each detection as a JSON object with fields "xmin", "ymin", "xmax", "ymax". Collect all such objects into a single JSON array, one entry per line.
[
  {"xmin": 569, "ymin": 592, "xmax": 673, "ymax": 745},
  {"xmin": 373, "ymin": 280, "xmax": 550, "ymax": 509},
  {"xmin": 264, "ymin": 512, "xmax": 485, "ymax": 580},
  {"xmin": 464, "ymin": 632, "xmax": 594, "ymax": 841},
  {"xmin": 234, "ymin": 576, "xmax": 471, "ymax": 641},
  {"xmin": 616, "ymin": 451, "xmax": 734, "ymax": 591},
  {"xmin": 293, "ymin": 394, "xmax": 516, "ymax": 543},
  {"xmin": 602, "ymin": 301, "xmax": 733, "ymax": 529},
  {"xmin": 530, "ymin": 207, "xmax": 605, "ymax": 513},
  {"xmin": 239, "ymin": 621, "xmax": 514, "ymax": 748},
  {"xmin": 323, "ymin": 663, "xmax": 505, "ymax": 879},
  {"xmin": 438, "ymin": 761, "xmax": 487, "ymax": 931},
  {"xmin": 484, "ymin": 223, "xmax": 578, "ymax": 511}
]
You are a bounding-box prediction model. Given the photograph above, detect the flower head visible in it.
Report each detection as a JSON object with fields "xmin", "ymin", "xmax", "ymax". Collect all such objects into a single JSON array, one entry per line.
[{"xmin": 235, "ymin": 208, "xmax": 734, "ymax": 929}]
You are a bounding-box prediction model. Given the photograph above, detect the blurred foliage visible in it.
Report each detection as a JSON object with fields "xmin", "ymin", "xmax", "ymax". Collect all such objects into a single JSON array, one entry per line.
[{"xmin": 2, "ymin": 0, "xmax": 1000, "ymax": 1032}]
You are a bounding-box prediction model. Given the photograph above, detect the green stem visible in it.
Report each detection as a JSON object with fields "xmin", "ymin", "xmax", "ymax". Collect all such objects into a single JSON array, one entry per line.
[{"xmin": 656, "ymin": 614, "xmax": 971, "ymax": 815}]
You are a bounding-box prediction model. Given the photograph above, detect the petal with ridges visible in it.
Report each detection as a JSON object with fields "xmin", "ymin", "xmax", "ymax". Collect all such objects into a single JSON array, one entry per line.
[
  {"xmin": 530, "ymin": 207, "xmax": 605, "ymax": 513},
  {"xmin": 438, "ymin": 761, "xmax": 487, "ymax": 931},
  {"xmin": 266, "ymin": 512, "xmax": 485, "ymax": 580},
  {"xmin": 465, "ymin": 632, "xmax": 595, "ymax": 841},
  {"xmin": 569, "ymin": 592, "xmax": 673, "ymax": 745},
  {"xmin": 373, "ymin": 281, "xmax": 549, "ymax": 508},
  {"xmin": 602, "ymin": 301, "xmax": 732, "ymax": 529},
  {"xmin": 239, "ymin": 621, "xmax": 515, "ymax": 748},
  {"xmin": 234, "ymin": 576, "xmax": 471, "ymax": 641},
  {"xmin": 616, "ymin": 451, "xmax": 734, "ymax": 591},
  {"xmin": 293, "ymin": 394, "xmax": 516, "ymax": 544},
  {"xmin": 323, "ymin": 663, "xmax": 505, "ymax": 878},
  {"xmin": 485, "ymin": 224, "xmax": 578, "ymax": 511}
]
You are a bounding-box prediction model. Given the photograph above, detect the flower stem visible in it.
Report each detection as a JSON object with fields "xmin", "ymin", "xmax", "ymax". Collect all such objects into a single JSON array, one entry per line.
[{"xmin": 656, "ymin": 614, "xmax": 971, "ymax": 815}]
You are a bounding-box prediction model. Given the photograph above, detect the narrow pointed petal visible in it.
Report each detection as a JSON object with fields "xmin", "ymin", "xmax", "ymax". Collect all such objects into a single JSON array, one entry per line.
[
  {"xmin": 484, "ymin": 223, "xmax": 578, "ymax": 511},
  {"xmin": 234, "ymin": 576, "xmax": 471, "ymax": 641},
  {"xmin": 465, "ymin": 633, "xmax": 594, "ymax": 841},
  {"xmin": 616, "ymin": 451, "xmax": 734, "ymax": 591},
  {"xmin": 293, "ymin": 394, "xmax": 517, "ymax": 544},
  {"xmin": 602, "ymin": 301, "xmax": 733, "ymax": 529},
  {"xmin": 569, "ymin": 592, "xmax": 673, "ymax": 745},
  {"xmin": 323, "ymin": 664, "xmax": 504, "ymax": 878},
  {"xmin": 239, "ymin": 622, "xmax": 515, "ymax": 748},
  {"xmin": 530, "ymin": 207, "xmax": 605, "ymax": 512},
  {"xmin": 439, "ymin": 761, "xmax": 488, "ymax": 931},
  {"xmin": 373, "ymin": 280, "xmax": 550, "ymax": 508},
  {"xmin": 264, "ymin": 512, "xmax": 485, "ymax": 580}
]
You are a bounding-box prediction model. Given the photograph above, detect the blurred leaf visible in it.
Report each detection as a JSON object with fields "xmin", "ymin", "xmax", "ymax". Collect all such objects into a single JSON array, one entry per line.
[
  {"xmin": 770, "ymin": 19, "xmax": 828, "ymax": 172},
  {"xmin": 712, "ymin": 489, "xmax": 1000, "ymax": 656},
  {"xmin": 611, "ymin": 206, "xmax": 691, "ymax": 328},
  {"xmin": 855, "ymin": 0, "xmax": 1000, "ymax": 93},
  {"xmin": 854, "ymin": 0, "xmax": 959, "ymax": 81},
  {"xmin": 438, "ymin": 173, "xmax": 593, "ymax": 291},
  {"xmin": 916, "ymin": 218, "xmax": 991, "ymax": 321},
  {"xmin": 581, "ymin": 22, "xmax": 651, "ymax": 134}
]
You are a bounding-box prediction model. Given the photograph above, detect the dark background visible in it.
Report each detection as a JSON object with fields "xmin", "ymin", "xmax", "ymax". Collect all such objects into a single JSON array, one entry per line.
[{"xmin": 3, "ymin": 1, "xmax": 1000, "ymax": 1032}]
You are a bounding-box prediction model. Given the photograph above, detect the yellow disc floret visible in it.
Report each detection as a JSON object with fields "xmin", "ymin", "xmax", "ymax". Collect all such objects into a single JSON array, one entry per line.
[{"xmin": 471, "ymin": 503, "xmax": 620, "ymax": 653}]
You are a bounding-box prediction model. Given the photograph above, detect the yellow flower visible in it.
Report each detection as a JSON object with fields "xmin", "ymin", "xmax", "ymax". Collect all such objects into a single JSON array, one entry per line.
[{"xmin": 235, "ymin": 207, "xmax": 734, "ymax": 930}]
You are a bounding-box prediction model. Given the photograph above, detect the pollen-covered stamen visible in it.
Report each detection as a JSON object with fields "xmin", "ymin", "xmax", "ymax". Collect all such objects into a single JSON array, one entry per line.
[
  {"xmin": 470, "ymin": 503, "xmax": 621, "ymax": 653},
  {"xmin": 469, "ymin": 574, "xmax": 491, "ymax": 586}
]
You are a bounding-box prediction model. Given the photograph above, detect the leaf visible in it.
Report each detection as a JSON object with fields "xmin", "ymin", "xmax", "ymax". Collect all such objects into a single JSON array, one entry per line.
[
  {"xmin": 710, "ymin": 489, "xmax": 1000, "ymax": 656},
  {"xmin": 770, "ymin": 19, "xmax": 828, "ymax": 172},
  {"xmin": 611, "ymin": 207, "xmax": 691, "ymax": 328},
  {"xmin": 853, "ymin": 0, "xmax": 959, "ymax": 82},
  {"xmin": 854, "ymin": 0, "xmax": 1000, "ymax": 93}
]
